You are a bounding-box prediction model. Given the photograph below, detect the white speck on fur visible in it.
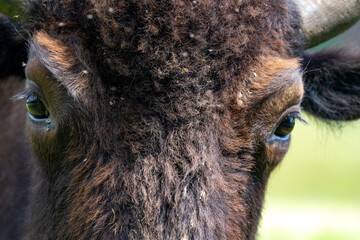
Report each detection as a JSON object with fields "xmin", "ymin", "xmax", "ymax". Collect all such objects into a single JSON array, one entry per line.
[
  {"xmin": 58, "ymin": 22, "xmax": 65, "ymax": 27},
  {"xmin": 237, "ymin": 91, "xmax": 244, "ymax": 105},
  {"xmin": 200, "ymin": 190, "xmax": 206, "ymax": 199},
  {"xmin": 189, "ymin": 33, "xmax": 195, "ymax": 38},
  {"xmin": 87, "ymin": 14, "xmax": 93, "ymax": 19},
  {"xmin": 182, "ymin": 52, "xmax": 189, "ymax": 57},
  {"xmin": 108, "ymin": 7, "xmax": 114, "ymax": 13},
  {"xmin": 253, "ymin": 72, "xmax": 257, "ymax": 77},
  {"xmin": 190, "ymin": 218, "xmax": 195, "ymax": 228},
  {"xmin": 235, "ymin": 8, "xmax": 240, "ymax": 13},
  {"xmin": 82, "ymin": 70, "xmax": 89, "ymax": 74}
]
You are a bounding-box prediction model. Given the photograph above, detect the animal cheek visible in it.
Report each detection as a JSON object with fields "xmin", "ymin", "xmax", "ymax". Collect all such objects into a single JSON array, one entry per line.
[
  {"xmin": 264, "ymin": 139, "xmax": 290, "ymax": 171},
  {"xmin": 27, "ymin": 118, "xmax": 69, "ymax": 169},
  {"xmin": 27, "ymin": 135, "xmax": 55, "ymax": 166}
]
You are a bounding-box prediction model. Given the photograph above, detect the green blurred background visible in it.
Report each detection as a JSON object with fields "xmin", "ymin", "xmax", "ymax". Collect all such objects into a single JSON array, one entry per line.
[{"xmin": 259, "ymin": 22, "xmax": 360, "ymax": 240}]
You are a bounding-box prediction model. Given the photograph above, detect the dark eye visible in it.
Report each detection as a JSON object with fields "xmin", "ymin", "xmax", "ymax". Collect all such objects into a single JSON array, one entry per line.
[
  {"xmin": 26, "ymin": 95, "xmax": 49, "ymax": 119},
  {"xmin": 274, "ymin": 115, "xmax": 296, "ymax": 138}
]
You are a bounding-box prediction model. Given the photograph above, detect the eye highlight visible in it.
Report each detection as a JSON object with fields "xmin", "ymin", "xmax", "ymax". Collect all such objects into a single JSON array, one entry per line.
[{"xmin": 26, "ymin": 95, "xmax": 49, "ymax": 119}]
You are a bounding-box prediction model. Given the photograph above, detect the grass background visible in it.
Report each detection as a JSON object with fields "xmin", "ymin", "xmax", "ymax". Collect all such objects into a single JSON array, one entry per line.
[{"xmin": 258, "ymin": 22, "xmax": 360, "ymax": 240}]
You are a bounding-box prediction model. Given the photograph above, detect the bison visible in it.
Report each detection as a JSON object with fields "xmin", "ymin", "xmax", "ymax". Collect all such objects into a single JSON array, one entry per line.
[{"xmin": 0, "ymin": 0, "xmax": 360, "ymax": 239}]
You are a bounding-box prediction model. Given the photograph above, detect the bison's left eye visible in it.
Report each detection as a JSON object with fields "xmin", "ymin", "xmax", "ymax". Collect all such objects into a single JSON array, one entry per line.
[
  {"xmin": 26, "ymin": 95, "xmax": 49, "ymax": 119},
  {"xmin": 274, "ymin": 115, "xmax": 296, "ymax": 137},
  {"xmin": 273, "ymin": 112, "xmax": 305, "ymax": 139}
]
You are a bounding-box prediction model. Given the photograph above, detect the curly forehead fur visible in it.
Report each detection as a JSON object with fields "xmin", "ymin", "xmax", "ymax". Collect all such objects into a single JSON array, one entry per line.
[
  {"xmin": 24, "ymin": 0, "xmax": 301, "ymax": 87},
  {"xmin": 20, "ymin": 1, "xmax": 304, "ymax": 240}
]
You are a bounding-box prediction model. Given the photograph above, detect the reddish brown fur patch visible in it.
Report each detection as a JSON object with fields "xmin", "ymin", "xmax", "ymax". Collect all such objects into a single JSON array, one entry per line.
[
  {"xmin": 32, "ymin": 32, "xmax": 89, "ymax": 100},
  {"xmin": 34, "ymin": 31, "xmax": 76, "ymax": 70},
  {"xmin": 236, "ymin": 57, "xmax": 302, "ymax": 106}
]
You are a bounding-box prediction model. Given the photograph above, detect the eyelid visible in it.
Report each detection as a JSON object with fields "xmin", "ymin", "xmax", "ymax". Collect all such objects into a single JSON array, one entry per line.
[
  {"xmin": 274, "ymin": 105, "xmax": 307, "ymax": 129},
  {"xmin": 12, "ymin": 80, "xmax": 47, "ymax": 106}
]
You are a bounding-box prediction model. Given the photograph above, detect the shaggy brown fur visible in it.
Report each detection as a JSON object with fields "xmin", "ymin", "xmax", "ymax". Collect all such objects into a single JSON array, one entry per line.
[
  {"xmin": 1, "ymin": 0, "xmax": 360, "ymax": 240},
  {"xmin": 20, "ymin": 1, "xmax": 303, "ymax": 239}
]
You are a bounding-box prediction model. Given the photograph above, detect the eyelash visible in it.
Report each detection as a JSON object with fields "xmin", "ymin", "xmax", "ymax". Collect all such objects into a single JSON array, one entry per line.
[
  {"xmin": 12, "ymin": 81, "xmax": 48, "ymax": 105},
  {"xmin": 286, "ymin": 111, "xmax": 307, "ymax": 124},
  {"xmin": 12, "ymin": 88, "xmax": 35, "ymax": 102}
]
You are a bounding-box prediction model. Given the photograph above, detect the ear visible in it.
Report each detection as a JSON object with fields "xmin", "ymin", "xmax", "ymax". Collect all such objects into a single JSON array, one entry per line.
[
  {"xmin": 301, "ymin": 49, "xmax": 360, "ymax": 121},
  {"xmin": 0, "ymin": 12, "xmax": 26, "ymax": 79}
]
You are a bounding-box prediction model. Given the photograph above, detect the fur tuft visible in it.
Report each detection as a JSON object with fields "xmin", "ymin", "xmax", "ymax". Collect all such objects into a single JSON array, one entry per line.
[{"xmin": 302, "ymin": 49, "xmax": 360, "ymax": 121}]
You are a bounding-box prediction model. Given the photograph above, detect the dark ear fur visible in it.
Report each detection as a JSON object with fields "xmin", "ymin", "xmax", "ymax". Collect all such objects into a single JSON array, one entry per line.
[
  {"xmin": 301, "ymin": 49, "xmax": 360, "ymax": 121},
  {"xmin": 0, "ymin": 13, "xmax": 26, "ymax": 79}
]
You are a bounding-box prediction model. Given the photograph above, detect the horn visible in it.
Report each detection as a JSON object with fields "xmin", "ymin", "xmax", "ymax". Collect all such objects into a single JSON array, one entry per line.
[
  {"xmin": 293, "ymin": 0, "xmax": 360, "ymax": 48},
  {"xmin": 0, "ymin": 0, "xmax": 24, "ymax": 20}
]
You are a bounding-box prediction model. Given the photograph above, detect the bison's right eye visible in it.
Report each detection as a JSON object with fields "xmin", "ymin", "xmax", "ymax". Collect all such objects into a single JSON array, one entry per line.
[{"xmin": 26, "ymin": 95, "xmax": 49, "ymax": 119}]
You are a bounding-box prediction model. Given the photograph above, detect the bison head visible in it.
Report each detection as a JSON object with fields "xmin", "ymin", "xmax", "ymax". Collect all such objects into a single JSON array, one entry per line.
[{"xmin": 1, "ymin": 0, "xmax": 360, "ymax": 239}]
